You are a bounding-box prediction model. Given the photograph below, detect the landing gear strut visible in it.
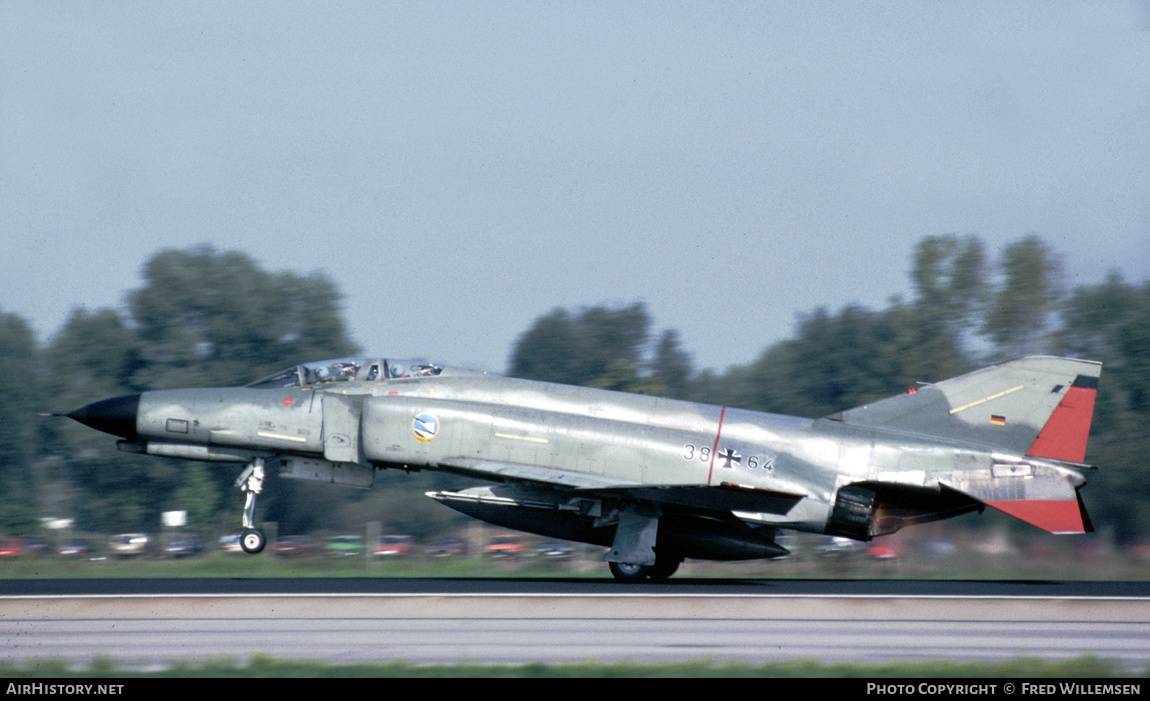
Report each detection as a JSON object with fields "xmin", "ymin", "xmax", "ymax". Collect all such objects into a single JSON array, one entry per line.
[{"xmin": 235, "ymin": 458, "xmax": 266, "ymax": 554}]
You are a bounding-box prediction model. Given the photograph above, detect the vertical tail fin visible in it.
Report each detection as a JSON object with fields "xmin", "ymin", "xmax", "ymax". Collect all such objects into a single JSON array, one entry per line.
[
  {"xmin": 830, "ymin": 356, "xmax": 1101, "ymax": 459},
  {"xmin": 831, "ymin": 356, "xmax": 1101, "ymax": 534}
]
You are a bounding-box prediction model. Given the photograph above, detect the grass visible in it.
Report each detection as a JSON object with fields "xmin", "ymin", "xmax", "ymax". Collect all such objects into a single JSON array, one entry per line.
[
  {"xmin": 0, "ymin": 551, "xmax": 594, "ymax": 579},
  {"xmin": 3, "ymin": 542, "xmax": 1150, "ymax": 580},
  {"xmin": 0, "ymin": 654, "xmax": 1137, "ymax": 678}
]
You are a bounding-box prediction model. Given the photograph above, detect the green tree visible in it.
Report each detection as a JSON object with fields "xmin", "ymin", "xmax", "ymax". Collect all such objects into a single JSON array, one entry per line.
[
  {"xmin": 982, "ymin": 235, "xmax": 1063, "ymax": 358},
  {"xmin": 167, "ymin": 463, "xmax": 222, "ymax": 534},
  {"xmin": 911, "ymin": 233, "xmax": 987, "ymax": 337},
  {"xmin": 0, "ymin": 310, "xmax": 41, "ymax": 532},
  {"xmin": 651, "ymin": 330, "xmax": 693, "ymax": 400},
  {"xmin": 129, "ymin": 245, "xmax": 358, "ymax": 389},
  {"xmin": 727, "ymin": 305, "xmax": 915, "ymax": 418},
  {"xmin": 506, "ymin": 308, "xmax": 584, "ymax": 385},
  {"xmin": 45, "ymin": 308, "xmax": 142, "ymax": 405},
  {"xmin": 508, "ymin": 302, "xmax": 671, "ymax": 394},
  {"xmin": 905, "ymin": 234, "xmax": 987, "ymax": 373}
]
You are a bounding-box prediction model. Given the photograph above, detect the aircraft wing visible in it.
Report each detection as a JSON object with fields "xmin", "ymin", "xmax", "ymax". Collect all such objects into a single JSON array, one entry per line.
[
  {"xmin": 437, "ymin": 457, "xmax": 642, "ymax": 490},
  {"xmin": 436, "ymin": 457, "xmax": 806, "ymax": 515}
]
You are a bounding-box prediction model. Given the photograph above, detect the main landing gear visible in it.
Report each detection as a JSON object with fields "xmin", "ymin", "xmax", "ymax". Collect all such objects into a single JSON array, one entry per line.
[
  {"xmin": 235, "ymin": 458, "xmax": 267, "ymax": 554},
  {"xmin": 608, "ymin": 552, "xmax": 683, "ymax": 583},
  {"xmin": 605, "ymin": 504, "xmax": 682, "ymax": 582}
]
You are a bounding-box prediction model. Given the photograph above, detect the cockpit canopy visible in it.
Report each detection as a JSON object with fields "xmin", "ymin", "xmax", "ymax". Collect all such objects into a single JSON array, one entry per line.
[{"xmin": 247, "ymin": 358, "xmax": 443, "ymax": 389}]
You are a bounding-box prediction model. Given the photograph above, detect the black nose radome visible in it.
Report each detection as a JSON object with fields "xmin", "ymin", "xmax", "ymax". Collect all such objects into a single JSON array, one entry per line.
[{"xmin": 67, "ymin": 394, "xmax": 141, "ymax": 439}]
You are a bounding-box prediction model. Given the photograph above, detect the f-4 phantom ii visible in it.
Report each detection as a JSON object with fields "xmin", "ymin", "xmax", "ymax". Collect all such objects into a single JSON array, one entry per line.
[{"xmin": 67, "ymin": 355, "xmax": 1100, "ymax": 581}]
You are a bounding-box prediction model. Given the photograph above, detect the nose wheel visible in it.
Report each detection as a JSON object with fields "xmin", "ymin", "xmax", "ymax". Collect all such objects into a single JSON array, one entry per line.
[
  {"xmin": 235, "ymin": 458, "xmax": 267, "ymax": 555},
  {"xmin": 241, "ymin": 528, "xmax": 266, "ymax": 554}
]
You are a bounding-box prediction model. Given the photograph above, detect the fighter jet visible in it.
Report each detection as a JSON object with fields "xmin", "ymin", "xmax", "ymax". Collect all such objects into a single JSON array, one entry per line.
[{"xmin": 66, "ymin": 355, "xmax": 1100, "ymax": 581}]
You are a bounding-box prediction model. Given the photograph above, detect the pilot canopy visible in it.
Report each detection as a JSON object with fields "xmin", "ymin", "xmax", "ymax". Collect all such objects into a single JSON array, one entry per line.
[{"xmin": 246, "ymin": 358, "xmax": 443, "ymax": 389}]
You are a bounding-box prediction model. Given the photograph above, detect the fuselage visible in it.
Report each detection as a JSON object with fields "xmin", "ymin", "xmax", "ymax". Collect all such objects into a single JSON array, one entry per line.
[{"xmin": 76, "ymin": 360, "xmax": 1008, "ymax": 539}]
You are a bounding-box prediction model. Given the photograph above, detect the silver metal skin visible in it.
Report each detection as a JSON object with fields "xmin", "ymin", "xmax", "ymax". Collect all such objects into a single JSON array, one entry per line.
[{"xmin": 68, "ymin": 355, "xmax": 1101, "ymax": 581}]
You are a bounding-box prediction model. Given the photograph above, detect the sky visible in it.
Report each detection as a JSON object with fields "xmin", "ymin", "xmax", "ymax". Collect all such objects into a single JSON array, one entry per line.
[{"xmin": 2, "ymin": 2, "xmax": 1148, "ymax": 375}]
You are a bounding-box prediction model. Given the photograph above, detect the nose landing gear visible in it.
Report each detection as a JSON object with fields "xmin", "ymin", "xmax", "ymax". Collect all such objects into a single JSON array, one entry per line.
[{"xmin": 235, "ymin": 458, "xmax": 267, "ymax": 554}]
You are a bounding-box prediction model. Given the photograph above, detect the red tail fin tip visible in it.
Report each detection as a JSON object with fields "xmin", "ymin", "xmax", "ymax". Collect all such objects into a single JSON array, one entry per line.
[{"xmin": 1025, "ymin": 375, "xmax": 1098, "ymax": 464}]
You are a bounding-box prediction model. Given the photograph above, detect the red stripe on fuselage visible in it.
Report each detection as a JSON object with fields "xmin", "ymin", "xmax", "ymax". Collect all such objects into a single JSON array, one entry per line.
[
  {"xmin": 707, "ymin": 406, "xmax": 726, "ymax": 485},
  {"xmin": 1025, "ymin": 386, "xmax": 1097, "ymax": 463}
]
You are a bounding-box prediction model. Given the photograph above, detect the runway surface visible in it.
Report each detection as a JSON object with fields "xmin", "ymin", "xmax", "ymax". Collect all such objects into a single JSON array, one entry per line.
[{"xmin": 3, "ymin": 579, "xmax": 1149, "ymax": 672}]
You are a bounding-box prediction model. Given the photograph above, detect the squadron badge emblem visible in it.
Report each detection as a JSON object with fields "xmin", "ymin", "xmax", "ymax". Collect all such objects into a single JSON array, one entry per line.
[{"xmin": 412, "ymin": 413, "xmax": 440, "ymax": 443}]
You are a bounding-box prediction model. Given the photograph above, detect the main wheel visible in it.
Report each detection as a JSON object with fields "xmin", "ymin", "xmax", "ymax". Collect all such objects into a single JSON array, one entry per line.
[
  {"xmin": 647, "ymin": 553, "xmax": 683, "ymax": 581},
  {"xmin": 608, "ymin": 561, "xmax": 650, "ymax": 583},
  {"xmin": 241, "ymin": 529, "xmax": 266, "ymax": 554}
]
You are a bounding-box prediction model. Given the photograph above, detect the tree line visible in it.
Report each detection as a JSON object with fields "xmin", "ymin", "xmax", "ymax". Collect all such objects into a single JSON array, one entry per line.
[{"xmin": 1, "ymin": 236, "xmax": 1147, "ymax": 543}]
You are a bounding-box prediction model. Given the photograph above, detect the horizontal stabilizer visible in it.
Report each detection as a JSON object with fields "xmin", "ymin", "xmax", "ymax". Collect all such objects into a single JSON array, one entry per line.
[
  {"xmin": 941, "ymin": 475, "xmax": 1092, "ymax": 534},
  {"xmin": 984, "ymin": 497, "xmax": 1089, "ymax": 534}
]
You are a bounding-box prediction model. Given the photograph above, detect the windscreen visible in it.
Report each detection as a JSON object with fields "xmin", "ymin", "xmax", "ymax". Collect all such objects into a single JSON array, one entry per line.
[{"xmin": 247, "ymin": 358, "xmax": 442, "ymax": 388}]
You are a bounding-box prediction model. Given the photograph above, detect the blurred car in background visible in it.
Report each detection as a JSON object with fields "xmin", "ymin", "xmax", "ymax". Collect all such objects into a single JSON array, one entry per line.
[
  {"xmin": 483, "ymin": 534, "xmax": 526, "ymax": 560},
  {"xmin": 425, "ymin": 537, "xmax": 468, "ymax": 558},
  {"xmin": 158, "ymin": 534, "xmax": 203, "ymax": 558},
  {"xmin": 372, "ymin": 534, "xmax": 416, "ymax": 558},
  {"xmin": 537, "ymin": 541, "xmax": 574, "ymax": 559},
  {"xmin": 272, "ymin": 535, "xmax": 318, "ymax": 557},
  {"xmin": 21, "ymin": 536, "xmax": 49, "ymax": 557},
  {"xmin": 0, "ymin": 538, "xmax": 26, "ymax": 559},
  {"xmin": 218, "ymin": 534, "xmax": 243, "ymax": 554},
  {"xmin": 109, "ymin": 533, "xmax": 150, "ymax": 559},
  {"xmin": 1127, "ymin": 540, "xmax": 1150, "ymax": 563},
  {"xmin": 325, "ymin": 535, "xmax": 364, "ymax": 558},
  {"xmin": 53, "ymin": 538, "xmax": 96, "ymax": 558}
]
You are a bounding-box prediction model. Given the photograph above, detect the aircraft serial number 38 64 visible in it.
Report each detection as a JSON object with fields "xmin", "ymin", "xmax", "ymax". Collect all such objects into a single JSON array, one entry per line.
[{"xmin": 67, "ymin": 354, "xmax": 1100, "ymax": 581}]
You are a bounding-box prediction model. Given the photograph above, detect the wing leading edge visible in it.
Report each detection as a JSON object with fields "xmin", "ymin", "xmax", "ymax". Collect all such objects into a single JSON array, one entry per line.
[{"xmin": 436, "ymin": 457, "xmax": 806, "ymax": 515}]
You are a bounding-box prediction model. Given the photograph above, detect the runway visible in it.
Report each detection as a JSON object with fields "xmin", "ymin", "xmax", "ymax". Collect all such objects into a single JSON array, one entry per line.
[{"xmin": 3, "ymin": 579, "xmax": 1149, "ymax": 672}]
